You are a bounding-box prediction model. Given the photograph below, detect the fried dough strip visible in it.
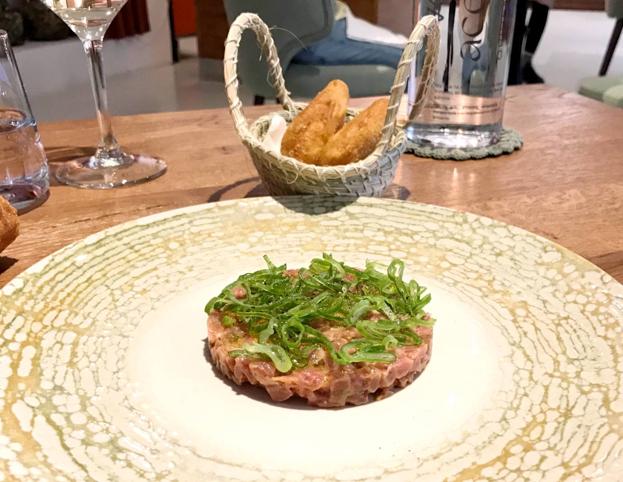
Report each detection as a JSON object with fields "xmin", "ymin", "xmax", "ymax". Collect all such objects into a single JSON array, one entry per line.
[
  {"xmin": 281, "ymin": 80, "xmax": 349, "ymax": 164},
  {"xmin": 318, "ymin": 98, "xmax": 388, "ymax": 166},
  {"xmin": 0, "ymin": 196, "xmax": 19, "ymax": 253}
]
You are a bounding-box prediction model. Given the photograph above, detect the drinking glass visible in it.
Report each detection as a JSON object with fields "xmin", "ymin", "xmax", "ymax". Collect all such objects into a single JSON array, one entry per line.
[
  {"xmin": 40, "ymin": 0, "xmax": 166, "ymax": 188},
  {"xmin": 0, "ymin": 30, "xmax": 49, "ymax": 212},
  {"xmin": 406, "ymin": 0, "xmax": 517, "ymax": 149}
]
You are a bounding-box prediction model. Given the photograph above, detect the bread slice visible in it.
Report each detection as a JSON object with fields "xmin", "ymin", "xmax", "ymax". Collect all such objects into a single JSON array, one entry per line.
[
  {"xmin": 0, "ymin": 196, "xmax": 19, "ymax": 253},
  {"xmin": 318, "ymin": 98, "xmax": 388, "ymax": 166},
  {"xmin": 281, "ymin": 79, "xmax": 349, "ymax": 164}
]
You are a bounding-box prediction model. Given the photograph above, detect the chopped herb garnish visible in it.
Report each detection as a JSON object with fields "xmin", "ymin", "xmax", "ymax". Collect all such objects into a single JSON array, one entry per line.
[{"xmin": 205, "ymin": 254, "xmax": 434, "ymax": 373}]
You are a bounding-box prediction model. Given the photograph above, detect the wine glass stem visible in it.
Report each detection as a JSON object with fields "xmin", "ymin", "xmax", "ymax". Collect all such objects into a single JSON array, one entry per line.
[{"xmin": 83, "ymin": 39, "xmax": 122, "ymax": 166}]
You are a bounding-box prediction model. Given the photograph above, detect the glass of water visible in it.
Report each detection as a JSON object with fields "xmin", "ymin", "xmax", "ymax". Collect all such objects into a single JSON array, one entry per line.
[
  {"xmin": 0, "ymin": 30, "xmax": 49, "ymax": 213},
  {"xmin": 406, "ymin": 0, "xmax": 517, "ymax": 149}
]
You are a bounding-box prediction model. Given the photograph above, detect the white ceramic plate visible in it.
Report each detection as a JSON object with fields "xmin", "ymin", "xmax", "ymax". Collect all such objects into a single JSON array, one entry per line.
[{"xmin": 0, "ymin": 196, "xmax": 621, "ymax": 481}]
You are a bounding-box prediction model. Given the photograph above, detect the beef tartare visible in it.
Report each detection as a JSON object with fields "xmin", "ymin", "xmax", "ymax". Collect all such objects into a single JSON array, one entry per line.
[{"xmin": 205, "ymin": 254, "xmax": 435, "ymax": 408}]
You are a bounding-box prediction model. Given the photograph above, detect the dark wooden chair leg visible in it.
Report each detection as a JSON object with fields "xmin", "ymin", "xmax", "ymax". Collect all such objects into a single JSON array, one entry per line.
[
  {"xmin": 253, "ymin": 95, "xmax": 265, "ymax": 105},
  {"xmin": 599, "ymin": 19, "xmax": 623, "ymax": 76},
  {"xmin": 168, "ymin": 0, "xmax": 179, "ymax": 63},
  {"xmin": 508, "ymin": 0, "xmax": 528, "ymax": 86}
]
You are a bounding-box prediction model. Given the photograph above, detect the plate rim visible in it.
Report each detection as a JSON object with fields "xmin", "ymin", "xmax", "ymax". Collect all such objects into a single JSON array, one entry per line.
[
  {"xmin": 0, "ymin": 194, "xmax": 621, "ymax": 479},
  {"xmin": 2, "ymin": 195, "xmax": 621, "ymax": 297}
]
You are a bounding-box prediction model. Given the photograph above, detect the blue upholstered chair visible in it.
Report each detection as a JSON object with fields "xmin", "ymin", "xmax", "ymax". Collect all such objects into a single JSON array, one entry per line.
[{"xmin": 222, "ymin": 0, "xmax": 398, "ymax": 104}]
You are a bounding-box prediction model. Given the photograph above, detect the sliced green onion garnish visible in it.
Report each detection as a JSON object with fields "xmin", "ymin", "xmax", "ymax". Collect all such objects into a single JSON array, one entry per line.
[
  {"xmin": 230, "ymin": 343, "xmax": 293, "ymax": 373},
  {"xmin": 348, "ymin": 299, "xmax": 372, "ymax": 322},
  {"xmin": 221, "ymin": 315, "xmax": 236, "ymax": 327},
  {"xmin": 339, "ymin": 340, "xmax": 396, "ymax": 363},
  {"xmin": 208, "ymin": 254, "xmax": 434, "ymax": 371},
  {"xmin": 258, "ymin": 319, "xmax": 276, "ymax": 343}
]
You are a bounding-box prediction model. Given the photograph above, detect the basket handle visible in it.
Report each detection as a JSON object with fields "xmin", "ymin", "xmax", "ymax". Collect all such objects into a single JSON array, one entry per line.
[
  {"xmin": 224, "ymin": 13, "xmax": 296, "ymax": 141},
  {"xmin": 377, "ymin": 15, "xmax": 440, "ymax": 153}
]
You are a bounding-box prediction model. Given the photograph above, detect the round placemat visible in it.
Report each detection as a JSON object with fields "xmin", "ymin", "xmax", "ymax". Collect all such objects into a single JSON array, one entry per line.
[{"xmin": 406, "ymin": 127, "xmax": 523, "ymax": 160}]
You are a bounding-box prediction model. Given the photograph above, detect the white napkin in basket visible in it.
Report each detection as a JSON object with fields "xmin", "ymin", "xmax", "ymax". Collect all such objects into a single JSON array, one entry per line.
[{"xmin": 262, "ymin": 116, "xmax": 287, "ymax": 155}]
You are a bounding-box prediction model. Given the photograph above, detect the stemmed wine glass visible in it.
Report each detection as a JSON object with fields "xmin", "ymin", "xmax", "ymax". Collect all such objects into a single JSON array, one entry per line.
[{"xmin": 40, "ymin": 0, "xmax": 166, "ymax": 188}]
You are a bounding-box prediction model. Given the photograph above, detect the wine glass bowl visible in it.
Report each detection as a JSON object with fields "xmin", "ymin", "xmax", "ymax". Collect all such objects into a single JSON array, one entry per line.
[
  {"xmin": 40, "ymin": 0, "xmax": 166, "ymax": 188},
  {"xmin": 43, "ymin": 0, "xmax": 127, "ymax": 40}
]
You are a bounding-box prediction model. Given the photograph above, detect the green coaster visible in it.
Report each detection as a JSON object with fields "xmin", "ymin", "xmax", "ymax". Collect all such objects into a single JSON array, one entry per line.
[{"xmin": 406, "ymin": 127, "xmax": 523, "ymax": 160}]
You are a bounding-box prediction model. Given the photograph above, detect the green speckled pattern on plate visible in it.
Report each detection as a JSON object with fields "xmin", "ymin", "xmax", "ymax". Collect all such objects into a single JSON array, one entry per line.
[{"xmin": 0, "ymin": 196, "xmax": 621, "ymax": 481}]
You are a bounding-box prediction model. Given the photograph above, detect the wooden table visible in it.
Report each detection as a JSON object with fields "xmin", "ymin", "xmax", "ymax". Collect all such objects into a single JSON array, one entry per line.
[{"xmin": 1, "ymin": 84, "xmax": 622, "ymax": 287}]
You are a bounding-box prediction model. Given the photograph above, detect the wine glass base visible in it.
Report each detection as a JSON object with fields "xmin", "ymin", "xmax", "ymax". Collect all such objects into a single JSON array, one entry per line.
[{"xmin": 55, "ymin": 153, "xmax": 166, "ymax": 189}]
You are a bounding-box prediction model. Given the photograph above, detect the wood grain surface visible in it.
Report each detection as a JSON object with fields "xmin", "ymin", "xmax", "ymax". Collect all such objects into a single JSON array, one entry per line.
[{"xmin": 1, "ymin": 85, "xmax": 622, "ymax": 287}]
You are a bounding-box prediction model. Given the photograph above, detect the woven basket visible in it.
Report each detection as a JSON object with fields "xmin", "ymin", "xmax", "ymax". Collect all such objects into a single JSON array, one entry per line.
[{"xmin": 224, "ymin": 13, "xmax": 439, "ymax": 196}]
